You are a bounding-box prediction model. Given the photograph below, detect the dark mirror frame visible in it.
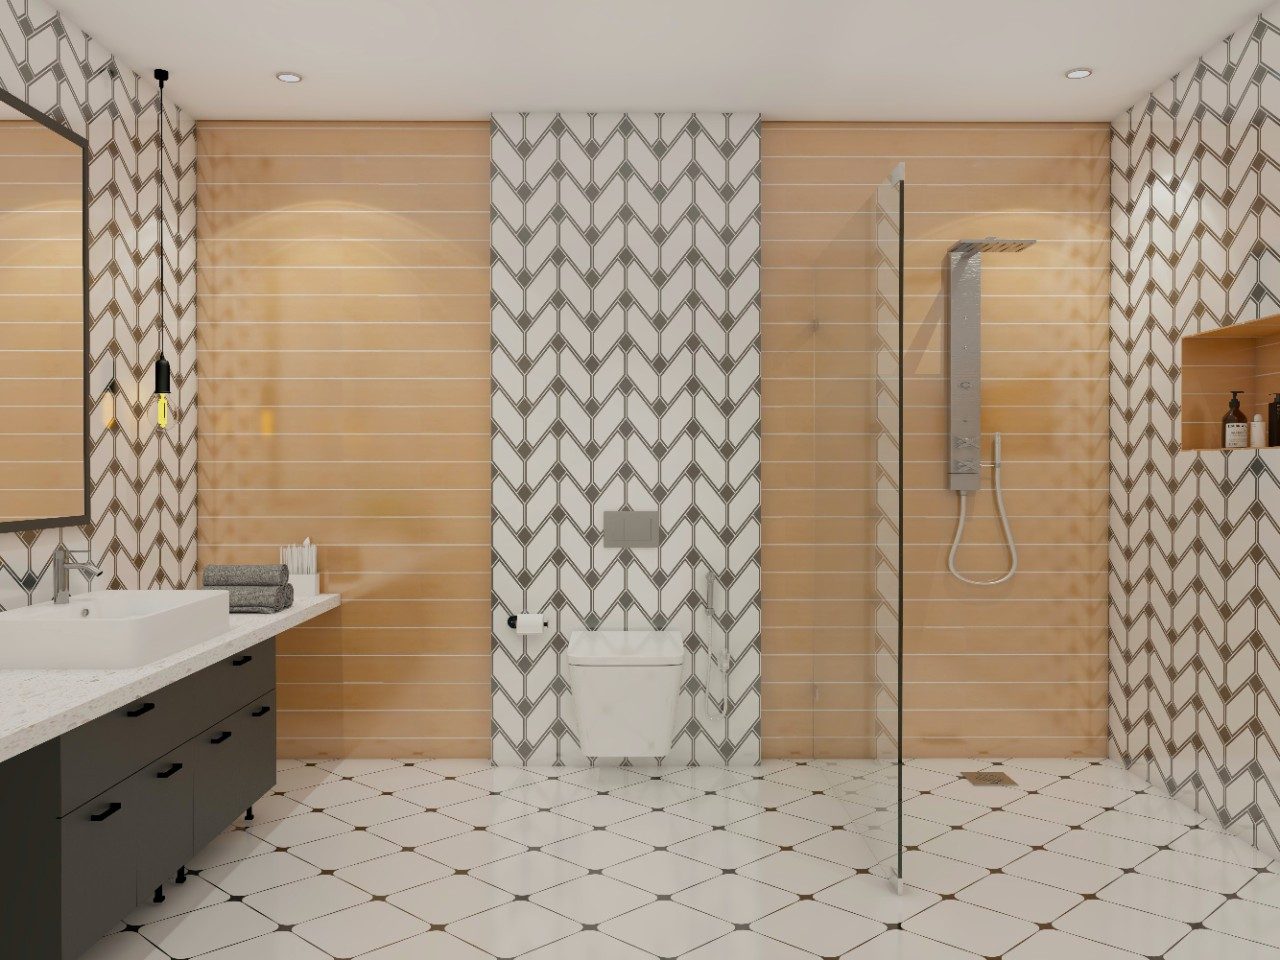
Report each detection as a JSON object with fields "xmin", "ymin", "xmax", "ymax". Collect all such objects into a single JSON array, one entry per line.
[{"xmin": 0, "ymin": 86, "xmax": 91, "ymax": 534}]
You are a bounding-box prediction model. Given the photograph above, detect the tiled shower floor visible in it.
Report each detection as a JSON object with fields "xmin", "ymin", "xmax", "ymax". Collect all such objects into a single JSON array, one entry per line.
[{"xmin": 83, "ymin": 758, "xmax": 1280, "ymax": 959}]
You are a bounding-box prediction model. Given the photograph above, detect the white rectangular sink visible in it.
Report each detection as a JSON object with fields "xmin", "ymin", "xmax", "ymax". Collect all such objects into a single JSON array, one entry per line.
[{"xmin": 0, "ymin": 590, "xmax": 231, "ymax": 669}]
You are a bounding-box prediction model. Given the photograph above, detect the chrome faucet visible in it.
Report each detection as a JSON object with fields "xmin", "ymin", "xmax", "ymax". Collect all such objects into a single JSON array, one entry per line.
[{"xmin": 53, "ymin": 544, "xmax": 102, "ymax": 604}]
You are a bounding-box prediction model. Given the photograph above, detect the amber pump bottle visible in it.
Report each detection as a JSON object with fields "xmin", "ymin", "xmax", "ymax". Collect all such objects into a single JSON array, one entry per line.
[{"xmin": 1224, "ymin": 390, "xmax": 1249, "ymax": 448}]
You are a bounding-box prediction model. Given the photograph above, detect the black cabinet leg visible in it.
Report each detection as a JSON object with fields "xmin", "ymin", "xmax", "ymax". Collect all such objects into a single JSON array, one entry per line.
[
  {"xmin": 152, "ymin": 885, "xmax": 165, "ymax": 904},
  {"xmin": 175, "ymin": 867, "xmax": 186, "ymax": 884},
  {"xmin": 244, "ymin": 805, "xmax": 255, "ymax": 822}
]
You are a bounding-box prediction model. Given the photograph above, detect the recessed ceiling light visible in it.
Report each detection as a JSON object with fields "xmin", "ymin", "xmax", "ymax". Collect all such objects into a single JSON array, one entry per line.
[
  {"xmin": 1065, "ymin": 67, "xmax": 1093, "ymax": 80},
  {"xmin": 276, "ymin": 71, "xmax": 303, "ymax": 83}
]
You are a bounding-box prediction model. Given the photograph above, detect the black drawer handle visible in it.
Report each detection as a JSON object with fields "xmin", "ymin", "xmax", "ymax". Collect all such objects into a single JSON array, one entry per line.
[
  {"xmin": 210, "ymin": 731, "xmax": 233, "ymax": 745},
  {"xmin": 251, "ymin": 705, "xmax": 271, "ymax": 718},
  {"xmin": 232, "ymin": 655, "xmax": 253, "ymax": 667},
  {"xmin": 157, "ymin": 762, "xmax": 184, "ymax": 779},
  {"xmin": 90, "ymin": 802, "xmax": 122, "ymax": 822},
  {"xmin": 126, "ymin": 702, "xmax": 156, "ymax": 718}
]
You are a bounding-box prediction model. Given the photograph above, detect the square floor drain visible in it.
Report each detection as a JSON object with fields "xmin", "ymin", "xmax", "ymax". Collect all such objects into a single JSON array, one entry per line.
[{"xmin": 961, "ymin": 770, "xmax": 1017, "ymax": 787}]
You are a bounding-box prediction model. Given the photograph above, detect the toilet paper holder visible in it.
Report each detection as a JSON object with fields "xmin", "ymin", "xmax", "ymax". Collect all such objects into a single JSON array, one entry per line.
[{"xmin": 507, "ymin": 614, "xmax": 549, "ymax": 630}]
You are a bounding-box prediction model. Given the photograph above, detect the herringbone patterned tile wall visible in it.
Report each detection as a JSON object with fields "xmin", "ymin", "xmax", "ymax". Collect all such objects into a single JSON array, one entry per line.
[
  {"xmin": 0, "ymin": 0, "xmax": 197, "ymax": 607},
  {"xmin": 1111, "ymin": 2, "xmax": 1280, "ymax": 857},
  {"xmin": 490, "ymin": 113, "xmax": 762, "ymax": 766}
]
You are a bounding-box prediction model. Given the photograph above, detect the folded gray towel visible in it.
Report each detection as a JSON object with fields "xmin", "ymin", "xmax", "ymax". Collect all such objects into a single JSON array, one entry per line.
[
  {"xmin": 212, "ymin": 583, "xmax": 294, "ymax": 614},
  {"xmin": 203, "ymin": 564, "xmax": 290, "ymax": 587}
]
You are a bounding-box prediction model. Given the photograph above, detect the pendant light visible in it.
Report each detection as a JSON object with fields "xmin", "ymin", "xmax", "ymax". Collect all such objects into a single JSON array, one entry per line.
[{"xmin": 153, "ymin": 67, "xmax": 172, "ymax": 429}]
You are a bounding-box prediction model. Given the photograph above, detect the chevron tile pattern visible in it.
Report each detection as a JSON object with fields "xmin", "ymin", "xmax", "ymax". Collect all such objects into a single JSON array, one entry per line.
[
  {"xmin": 490, "ymin": 113, "xmax": 761, "ymax": 766},
  {"xmin": 1110, "ymin": 4, "xmax": 1280, "ymax": 858},
  {"xmin": 0, "ymin": 0, "xmax": 196, "ymax": 609}
]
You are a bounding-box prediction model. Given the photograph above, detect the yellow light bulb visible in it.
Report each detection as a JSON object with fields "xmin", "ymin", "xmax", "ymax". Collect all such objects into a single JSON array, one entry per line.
[{"xmin": 157, "ymin": 393, "xmax": 169, "ymax": 429}]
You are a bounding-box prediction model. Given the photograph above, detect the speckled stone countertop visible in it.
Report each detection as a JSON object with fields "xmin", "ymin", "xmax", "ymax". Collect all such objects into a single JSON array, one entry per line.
[{"xmin": 0, "ymin": 593, "xmax": 340, "ymax": 764}]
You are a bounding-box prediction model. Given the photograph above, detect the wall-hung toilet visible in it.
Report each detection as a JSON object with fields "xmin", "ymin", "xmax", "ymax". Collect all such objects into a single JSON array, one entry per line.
[{"xmin": 566, "ymin": 630, "xmax": 685, "ymax": 758}]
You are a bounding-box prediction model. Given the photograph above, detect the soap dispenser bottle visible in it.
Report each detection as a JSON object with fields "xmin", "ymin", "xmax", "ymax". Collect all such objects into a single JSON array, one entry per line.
[{"xmin": 1224, "ymin": 390, "xmax": 1249, "ymax": 449}]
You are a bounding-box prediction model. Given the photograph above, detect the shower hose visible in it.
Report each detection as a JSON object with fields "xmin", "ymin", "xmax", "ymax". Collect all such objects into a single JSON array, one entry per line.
[{"xmin": 947, "ymin": 432, "xmax": 1018, "ymax": 586}]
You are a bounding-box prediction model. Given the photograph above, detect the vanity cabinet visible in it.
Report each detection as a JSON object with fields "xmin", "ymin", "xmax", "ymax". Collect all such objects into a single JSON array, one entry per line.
[{"xmin": 0, "ymin": 638, "xmax": 278, "ymax": 960}]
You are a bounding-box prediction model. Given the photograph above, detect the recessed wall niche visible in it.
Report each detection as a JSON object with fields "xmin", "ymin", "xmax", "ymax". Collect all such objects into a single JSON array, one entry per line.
[{"xmin": 1180, "ymin": 314, "xmax": 1280, "ymax": 450}]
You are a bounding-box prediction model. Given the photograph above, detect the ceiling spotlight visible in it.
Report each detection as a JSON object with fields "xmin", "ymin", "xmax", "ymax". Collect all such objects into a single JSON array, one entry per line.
[
  {"xmin": 276, "ymin": 71, "xmax": 303, "ymax": 83},
  {"xmin": 1065, "ymin": 67, "xmax": 1093, "ymax": 80}
]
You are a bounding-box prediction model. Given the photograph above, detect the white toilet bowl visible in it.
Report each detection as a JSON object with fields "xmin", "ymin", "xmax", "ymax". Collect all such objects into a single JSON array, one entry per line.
[{"xmin": 566, "ymin": 630, "xmax": 684, "ymax": 758}]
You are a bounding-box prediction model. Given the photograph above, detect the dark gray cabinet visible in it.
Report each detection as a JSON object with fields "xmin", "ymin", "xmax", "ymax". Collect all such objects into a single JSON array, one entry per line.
[{"xmin": 0, "ymin": 637, "xmax": 277, "ymax": 960}]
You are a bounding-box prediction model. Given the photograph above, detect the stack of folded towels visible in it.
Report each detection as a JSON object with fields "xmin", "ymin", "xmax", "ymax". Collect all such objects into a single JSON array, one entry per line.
[{"xmin": 203, "ymin": 564, "xmax": 294, "ymax": 614}]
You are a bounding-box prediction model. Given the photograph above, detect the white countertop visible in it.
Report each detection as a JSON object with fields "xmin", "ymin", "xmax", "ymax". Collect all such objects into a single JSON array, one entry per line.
[{"xmin": 0, "ymin": 593, "xmax": 339, "ymax": 764}]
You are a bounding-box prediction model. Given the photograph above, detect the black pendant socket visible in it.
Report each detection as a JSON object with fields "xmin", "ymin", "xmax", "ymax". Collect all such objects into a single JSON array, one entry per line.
[{"xmin": 154, "ymin": 353, "xmax": 171, "ymax": 395}]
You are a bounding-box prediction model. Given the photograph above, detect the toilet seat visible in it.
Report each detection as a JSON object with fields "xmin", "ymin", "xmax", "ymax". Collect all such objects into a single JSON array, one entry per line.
[{"xmin": 566, "ymin": 630, "xmax": 683, "ymax": 666}]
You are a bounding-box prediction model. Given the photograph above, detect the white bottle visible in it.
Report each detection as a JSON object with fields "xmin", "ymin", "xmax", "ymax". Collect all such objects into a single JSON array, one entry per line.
[{"xmin": 1252, "ymin": 414, "xmax": 1267, "ymax": 448}]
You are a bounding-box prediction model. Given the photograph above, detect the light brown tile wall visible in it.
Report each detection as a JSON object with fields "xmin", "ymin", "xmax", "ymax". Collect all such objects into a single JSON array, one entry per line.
[
  {"xmin": 196, "ymin": 121, "xmax": 492, "ymax": 758},
  {"xmin": 760, "ymin": 122, "xmax": 1111, "ymax": 758}
]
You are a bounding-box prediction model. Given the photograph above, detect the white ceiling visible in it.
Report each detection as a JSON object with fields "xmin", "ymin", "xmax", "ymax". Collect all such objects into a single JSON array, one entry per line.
[{"xmin": 52, "ymin": 0, "xmax": 1273, "ymax": 121}]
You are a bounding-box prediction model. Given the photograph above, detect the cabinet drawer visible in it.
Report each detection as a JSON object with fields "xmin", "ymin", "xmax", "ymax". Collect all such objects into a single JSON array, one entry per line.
[
  {"xmin": 61, "ymin": 780, "xmax": 138, "ymax": 960},
  {"xmin": 134, "ymin": 746, "xmax": 196, "ymax": 902},
  {"xmin": 187, "ymin": 639, "xmax": 276, "ymax": 733},
  {"xmin": 192, "ymin": 691, "xmax": 275, "ymax": 852}
]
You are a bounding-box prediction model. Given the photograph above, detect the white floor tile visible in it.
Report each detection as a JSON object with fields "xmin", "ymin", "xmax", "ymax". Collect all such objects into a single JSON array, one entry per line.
[
  {"xmin": 1054, "ymin": 900, "xmax": 1191, "ymax": 955},
  {"xmin": 542, "ymin": 829, "xmax": 654, "ymax": 869},
  {"xmin": 717, "ymin": 777, "xmax": 812, "ymax": 808},
  {"xmin": 322, "ymin": 793, "xmax": 420, "ymax": 827},
  {"xmin": 413, "ymin": 759, "xmax": 493, "ymax": 777},
  {"xmin": 956, "ymin": 873, "xmax": 1081, "ymax": 924},
  {"xmin": 243, "ymin": 874, "xmax": 369, "ymax": 925},
  {"xmin": 1098, "ymin": 871, "xmax": 1225, "ymax": 923},
  {"xmin": 765, "ymin": 765, "xmax": 850, "ymax": 792},
  {"xmin": 530, "ymin": 873, "xmax": 657, "ymax": 924},
  {"xmin": 186, "ymin": 931, "xmax": 330, "ymax": 960},
  {"xmin": 752, "ymin": 900, "xmax": 884, "ymax": 956},
  {"xmin": 286, "ymin": 828, "xmax": 400, "ymax": 870},
  {"xmin": 139, "ymin": 901, "xmax": 276, "ymax": 959},
  {"xmin": 671, "ymin": 829, "xmax": 780, "ymax": 869},
  {"xmin": 1071, "ymin": 763, "xmax": 1151, "ymax": 792},
  {"xmin": 965, "ymin": 810, "xmax": 1070, "ymax": 846},
  {"xmin": 932, "ymin": 779, "xmax": 1025, "ymax": 809},
  {"xmin": 352, "ymin": 765, "xmax": 442, "ymax": 794},
  {"xmin": 392, "ymin": 779, "xmax": 487, "ymax": 809},
  {"xmin": 388, "ymin": 874, "xmax": 512, "ymax": 924},
  {"xmin": 487, "ymin": 810, "xmax": 593, "ymax": 847},
  {"xmin": 282, "ymin": 778, "xmax": 378, "ymax": 809},
  {"xmin": 272, "ymin": 766, "xmax": 339, "ymax": 794},
  {"xmin": 1041, "ymin": 778, "xmax": 1134, "ymax": 809},
  {"xmin": 187, "ymin": 831, "xmax": 275, "ymax": 871},
  {"xmin": 604, "ymin": 849, "xmax": 721, "ymax": 894},
  {"xmin": 894, "ymin": 852, "xmax": 987, "ymax": 895},
  {"xmin": 1168, "ymin": 928, "xmax": 1280, "ymax": 959},
  {"xmin": 245, "ymin": 812, "xmax": 352, "ymax": 848},
  {"xmin": 1003, "ymin": 794, "xmax": 1102, "ymax": 827},
  {"xmin": 355, "ymin": 930, "xmax": 493, "ymax": 960},
  {"xmin": 500, "ymin": 777, "xmax": 597, "ymax": 808},
  {"xmin": 900, "ymin": 794, "xmax": 989, "ymax": 827},
  {"xmin": 897, "ymin": 767, "xmax": 962, "ymax": 792},
  {"xmin": 367, "ymin": 810, "xmax": 472, "ymax": 847},
  {"xmin": 456, "ymin": 765, "xmax": 544, "ymax": 792},
  {"xmin": 793, "ymin": 829, "xmax": 882, "ymax": 870},
  {"xmin": 1137, "ymin": 847, "xmax": 1257, "ymax": 893},
  {"xmin": 276, "ymin": 758, "xmax": 305, "ymax": 772},
  {"xmin": 909, "ymin": 758, "xmax": 996, "ymax": 776},
  {"xmin": 1005, "ymin": 928, "xmax": 1145, "ymax": 960},
  {"xmin": 447, "ymin": 899, "xmax": 581, "ymax": 956},
  {"xmin": 437, "ymin": 793, "xmax": 538, "ymax": 827},
  {"xmin": 333, "ymin": 851, "xmax": 453, "ymax": 896},
  {"xmin": 80, "ymin": 932, "xmax": 168, "ymax": 960},
  {"xmin": 610, "ymin": 778, "xmax": 705, "ymax": 808},
  {"xmin": 665, "ymin": 766, "xmax": 753, "ymax": 790},
  {"xmin": 1004, "ymin": 849, "xmax": 1122, "ymax": 894},
  {"xmin": 470, "ymin": 849, "xmax": 587, "ymax": 895},
  {"xmin": 843, "ymin": 929, "xmax": 980, "ymax": 959},
  {"xmin": 199, "ymin": 852, "xmax": 320, "ymax": 898},
  {"xmin": 738, "ymin": 851, "xmax": 851, "ymax": 895},
  {"xmin": 668, "ymin": 793, "xmax": 767, "ymax": 826},
  {"xmin": 293, "ymin": 900, "xmax": 429, "ymax": 958},
  {"xmin": 1173, "ymin": 828, "xmax": 1277, "ymax": 867},
  {"xmin": 559, "ymin": 766, "xmax": 648, "ymax": 791},
  {"xmin": 1045, "ymin": 828, "xmax": 1158, "ymax": 869},
  {"xmin": 519, "ymin": 929, "xmax": 653, "ymax": 960},
  {"xmin": 729, "ymin": 811, "xmax": 831, "ymax": 846},
  {"xmin": 1240, "ymin": 873, "xmax": 1280, "ymax": 909},
  {"xmin": 1115, "ymin": 792, "xmax": 1214, "ymax": 827},
  {"xmin": 852, "ymin": 811, "xmax": 950, "ymax": 847},
  {"xmin": 418, "ymin": 829, "xmax": 527, "ymax": 870},
  {"xmin": 684, "ymin": 929, "xmax": 818, "ymax": 959},
  {"xmin": 608, "ymin": 809, "xmax": 713, "ymax": 845},
  {"xmin": 556, "ymin": 794, "xmax": 650, "ymax": 827},
  {"xmin": 920, "ymin": 828, "xmax": 1030, "ymax": 868},
  {"xmin": 675, "ymin": 872, "xmax": 798, "ymax": 923},
  {"xmin": 815, "ymin": 875, "xmax": 939, "ymax": 924},
  {"xmin": 904, "ymin": 900, "xmax": 1037, "ymax": 956},
  {"xmin": 601, "ymin": 900, "xmax": 735, "ymax": 956},
  {"xmin": 778, "ymin": 793, "xmax": 874, "ymax": 827},
  {"xmin": 1003, "ymin": 758, "xmax": 1093, "ymax": 777},
  {"xmin": 124, "ymin": 876, "xmax": 228, "ymax": 926},
  {"xmin": 1203, "ymin": 898, "xmax": 1280, "ymax": 946},
  {"xmin": 1083, "ymin": 810, "xmax": 1188, "ymax": 847},
  {"xmin": 315, "ymin": 758, "xmax": 402, "ymax": 778}
]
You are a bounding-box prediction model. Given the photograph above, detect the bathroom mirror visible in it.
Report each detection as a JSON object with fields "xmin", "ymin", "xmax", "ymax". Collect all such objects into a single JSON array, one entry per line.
[{"xmin": 0, "ymin": 88, "xmax": 89, "ymax": 532}]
